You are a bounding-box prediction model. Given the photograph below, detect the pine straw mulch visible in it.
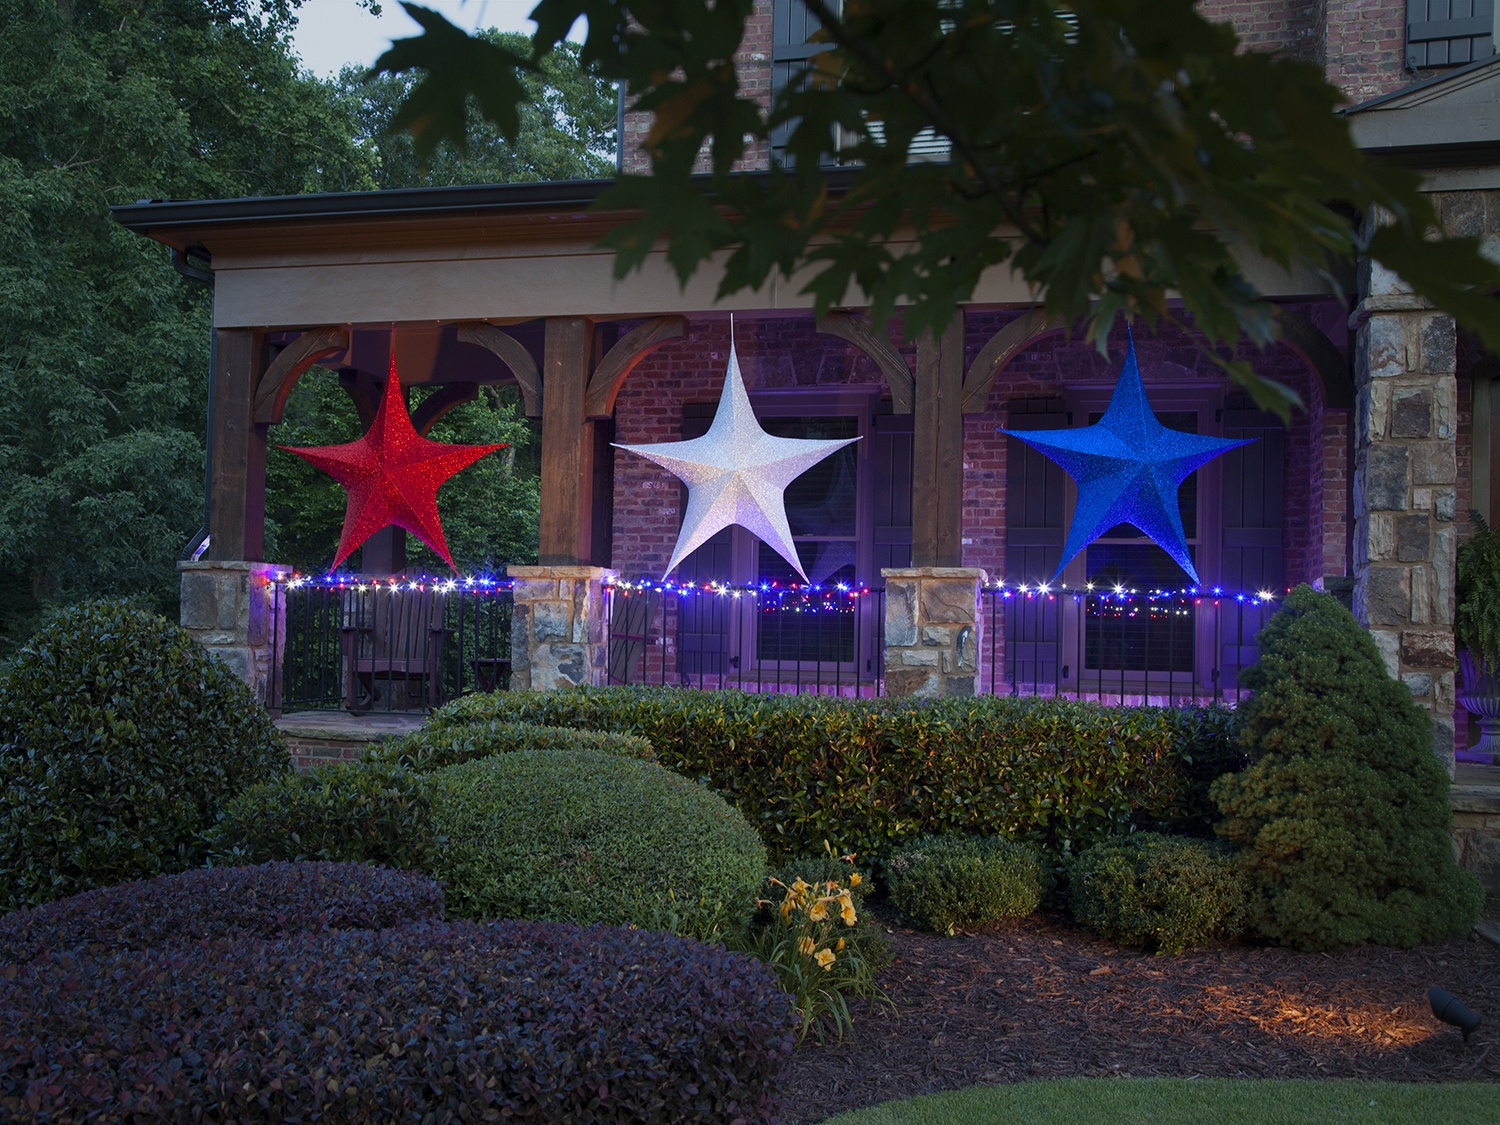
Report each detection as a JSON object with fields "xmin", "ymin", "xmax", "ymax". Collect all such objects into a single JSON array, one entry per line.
[{"xmin": 778, "ymin": 908, "xmax": 1500, "ymax": 1124}]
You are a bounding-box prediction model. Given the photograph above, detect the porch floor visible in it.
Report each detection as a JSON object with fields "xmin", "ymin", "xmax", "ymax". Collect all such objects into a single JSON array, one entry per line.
[{"xmin": 275, "ymin": 710, "xmax": 426, "ymax": 741}]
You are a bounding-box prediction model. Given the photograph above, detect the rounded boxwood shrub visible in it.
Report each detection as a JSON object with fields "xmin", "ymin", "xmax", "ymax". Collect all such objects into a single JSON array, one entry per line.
[
  {"xmin": 1069, "ymin": 832, "xmax": 1246, "ymax": 954},
  {"xmin": 208, "ymin": 760, "xmax": 434, "ymax": 869},
  {"xmin": 0, "ymin": 919, "xmax": 794, "ymax": 1122},
  {"xmin": 0, "ymin": 600, "xmax": 290, "ymax": 911},
  {"xmin": 1212, "ymin": 585, "xmax": 1485, "ymax": 950},
  {"xmin": 0, "ymin": 861, "xmax": 444, "ymax": 964},
  {"xmin": 365, "ymin": 717, "xmax": 655, "ymax": 773},
  {"xmin": 886, "ymin": 834, "xmax": 1044, "ymax": 933},
  {"xmin": 429, "ymin": 747, "xmax": 766, "ymax": 939}
]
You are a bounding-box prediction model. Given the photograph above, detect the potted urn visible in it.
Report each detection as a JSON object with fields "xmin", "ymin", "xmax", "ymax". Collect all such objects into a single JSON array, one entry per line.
[{"xmin": 1456, "ymin": 516, "xmax": 1500, "ymax": 763}]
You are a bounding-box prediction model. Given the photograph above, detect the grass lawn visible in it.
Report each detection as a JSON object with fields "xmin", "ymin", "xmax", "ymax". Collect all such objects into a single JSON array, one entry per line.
[{"xmin": 820, "ymin": 1078, "xmax": 1500, "ymax": 1124}]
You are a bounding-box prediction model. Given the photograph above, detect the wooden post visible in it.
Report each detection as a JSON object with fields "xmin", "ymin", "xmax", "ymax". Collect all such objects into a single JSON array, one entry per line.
[
  {"xmin": 207, "ymin": 327, "xmax": 267, "ymax": 561},
  {"xmin": 539, "ymin": 316, "xmax": 595, "ymax": 565},
  {"xmin": 913, "ymin": 313, "xmax": 966, "ymax": 567}
]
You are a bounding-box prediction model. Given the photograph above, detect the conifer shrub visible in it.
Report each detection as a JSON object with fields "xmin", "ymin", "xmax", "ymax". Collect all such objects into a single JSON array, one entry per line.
[
  {"xmin": 0, "ymin": 862, "xmax": 444, "ymax": 965},
  {"xmin": 365, "ymin": 717, "xmax": 654, "ymax": 772},
  {"xmin": 0, "ymin": 600, "xmax": 289, "ymax": 911},
  {"xmin": 1069, "ymin": 832, "xmax": 1246, "ymax": 954},
  {"xmin": 428, "ymin": 747, "xmax": 766, "ymax": 940},
  {"xmin": 207, "ymin": 761, "xmax": 435, "ymax": 869},
  {"xmin": 886, "ymin": 834, "xmax": 1045, "ymax": 933},
  {"xmin": 1211, "ymin": 585, "xmax": 1484, "ymax": 950},
  {"xmin": 0, "ymin": 919, "xmax": 793, "ymax": 1122}
]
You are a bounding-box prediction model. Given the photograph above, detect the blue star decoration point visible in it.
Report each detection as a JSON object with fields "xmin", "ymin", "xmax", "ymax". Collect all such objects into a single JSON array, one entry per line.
[{"xmin": 999, "ymin": 335, "xmax": 1253, "ymax": 585}]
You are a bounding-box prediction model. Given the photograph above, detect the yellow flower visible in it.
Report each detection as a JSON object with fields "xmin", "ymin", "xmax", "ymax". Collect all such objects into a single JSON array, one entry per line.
[
  {"xmin": 839, "ymin": 891, "xmax": 856, "ymax": 926},
  {"xmin": 836, "ymin": 938, "xmax": 846, "ymax": 951},
  {"xmin": 797, "ymin": 936, "xmax": 816, "ymax": 956},
  {"xmin": 815, "ymin": 948, "xmax": 836, "ymax": 971},
  {"xmin": 848, "ymin": 872, "xmax": 862, "ymax": 888},
  {"xmin": 807, "ymin": 900, "xmax": 829, "ymax": 922},
  {"xmin": 790, "ymin": 878, "xmax": 810, "ymax": 895}
]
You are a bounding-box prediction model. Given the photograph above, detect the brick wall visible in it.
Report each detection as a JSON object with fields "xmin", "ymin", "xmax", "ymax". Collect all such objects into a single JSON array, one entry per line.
[{"xmin": 1197, "ymin": 0, "xmax": 1327, "ymax": 60}]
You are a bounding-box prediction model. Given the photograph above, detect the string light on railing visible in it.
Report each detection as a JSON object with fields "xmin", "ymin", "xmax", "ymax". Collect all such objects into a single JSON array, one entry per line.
[{"xmin": 277, "ymin": 572, "xmax": 514, "ymax": 594}]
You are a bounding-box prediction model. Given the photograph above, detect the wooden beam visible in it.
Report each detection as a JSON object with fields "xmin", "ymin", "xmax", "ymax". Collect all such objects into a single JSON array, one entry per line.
[
  {"xmin": 252, "ymin": 326, "xmax": 349, "ymax": 424},
  {"xmin": 913, "ymin": 314, "xmax": 966, "ymax": 567},
  {"xmin": 1273, "ymin": 306, "xmax": 1353, "ymax": 410},
  {"xmin": 338, "ymin": 369, "xmax": 380, "ymax": 430},
  {"xmin": 584, "ymin": 316, "xmax": 688, "ymax": 418},
  {"xmin": 961, "ymin": 309, "xmax": 1063, "ymax": 414},
  {"xmin": 817, "ymin": 312, "xmax": 914, "ymax": 413},
  {"xmin": 539, "ymin": 317, "xmax": 594, "ymax": 564},
  {"xmin": 456, "ymin": 322, "xmax": 543, "ymax": 417},
  {"xmin": 208, "ymin": 328, "xmax": 266, "ymax": 561},
  {"xmin": 411, "ymin": 382, "xmax": 479, "ymax": 436}
]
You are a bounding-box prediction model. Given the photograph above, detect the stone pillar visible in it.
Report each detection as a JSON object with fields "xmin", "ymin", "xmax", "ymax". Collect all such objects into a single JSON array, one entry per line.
[
  {"xmin": 178, "ymin": 560, "xmax": 290, "ymax": 706},
  {"xmin": 1351, "ymin": 253, "xmax": 1459, "ymax": 768},
  {"xmin": 881, "ymin": 567, "xmax": 986, "ymax": 697},
  {"xmin": 508, "ymin": 565, "xmax": 616, "ymax": 690}
]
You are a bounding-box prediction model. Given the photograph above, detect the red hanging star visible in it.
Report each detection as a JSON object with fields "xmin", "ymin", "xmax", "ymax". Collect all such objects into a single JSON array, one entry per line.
[{"xmin": 280, "ymin": 356, "xmax": 505, "ymax": 571}]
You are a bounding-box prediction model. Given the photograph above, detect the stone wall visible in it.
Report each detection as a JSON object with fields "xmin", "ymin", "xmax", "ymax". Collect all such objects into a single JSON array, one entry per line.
[
  {"xmin": 882, "ymin": 567, "xmax": 986, "ymax": 696},
  {"xmin": 178, "ymin": 560, "xmax": 289, "ymax": 706},
  {"xmin": 508, "ymin": 566, "xmax": 615, "ymax": 690}
]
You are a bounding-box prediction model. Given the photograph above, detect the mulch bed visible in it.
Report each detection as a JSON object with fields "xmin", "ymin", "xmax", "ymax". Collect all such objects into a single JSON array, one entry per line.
[{"xmin": 778, "ymin": 908, "xmax": 1500, "ymax": 1124}]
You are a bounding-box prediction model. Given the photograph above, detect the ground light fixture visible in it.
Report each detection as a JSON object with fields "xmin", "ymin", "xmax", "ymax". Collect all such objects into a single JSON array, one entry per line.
[{"xmin": 1427, "ymin": 987, "xmax": 1482, "ymax": 1043}]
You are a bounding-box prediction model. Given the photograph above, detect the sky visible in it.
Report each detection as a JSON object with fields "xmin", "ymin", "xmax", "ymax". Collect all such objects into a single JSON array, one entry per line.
[{"xmin": 289, "ymin": 0, "xmax": 578, "ymax": 78}]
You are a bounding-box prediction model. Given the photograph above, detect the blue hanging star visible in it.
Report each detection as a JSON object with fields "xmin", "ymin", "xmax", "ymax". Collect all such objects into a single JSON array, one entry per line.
[{"xmin": 999, "ymin": 334, "xmax": 1253, "ymax": 585}]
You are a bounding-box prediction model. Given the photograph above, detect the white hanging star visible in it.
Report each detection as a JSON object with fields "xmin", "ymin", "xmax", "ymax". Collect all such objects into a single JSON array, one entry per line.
[{"xmin": 613, "ymin": 332, "xmax": 859, "ymax": 581}]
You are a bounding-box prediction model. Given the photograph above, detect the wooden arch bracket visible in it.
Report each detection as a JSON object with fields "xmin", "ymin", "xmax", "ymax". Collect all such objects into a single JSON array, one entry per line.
[
  {"xmin": 456, "ymin": 322, "xmax": 543, "ymax": 417},
  {"xmin": 253, "ymin": 326, "xmax": 350, "ymax": 425},
  {"xmin": 961, "ymin": 309, "xmax": 1064, "ymax": 415},
  {"xmin": 411, "ymin": 382, "xmax": 480, "ymax": 436},
  {"xmin": 816, "ymin": 312, "xmax": 914, "ymax": 413},
  {"xmin": 584, "ymin": 316, "xmax": 689, "ymax": 419},
  {"xmin": 1273, "ymin": 306, "xmax": 1353, "ymax": 410}
]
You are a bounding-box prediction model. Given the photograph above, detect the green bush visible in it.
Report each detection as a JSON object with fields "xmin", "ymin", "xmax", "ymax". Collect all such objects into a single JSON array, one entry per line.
[
  {"xmin": 365, "ymin": 718, "xmax": 654, "ymax": 773},
  {"xmin": 428, "ymin": 747, "xmax": 766, "ymax": 940},
  {"xmin": 208, "ymin": 761, "xmax": 434, "ymax": 870},
  {"xmin": 1212, "ymin": 585, "xmax": 1484, "ymax": 950},
  {"xmin": 887, "ymin": 834, "xmax": 1044, "ymax": 933},
  {"xmin": 1069, "ymin": 832, "xmax": 1246, "ymax": 953},
  {"xmin": 427, "ymin": 688, "xmax": 1240, "ymax": 864},
  {"xmin": 0, "ymin": 600, "xmax": 289, "ymax": 911}
]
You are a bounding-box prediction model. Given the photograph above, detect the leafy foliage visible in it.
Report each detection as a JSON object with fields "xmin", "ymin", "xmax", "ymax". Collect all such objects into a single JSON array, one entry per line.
[
  {"xmin": 0, "ymin": 918, "xmax": 795, "ymax": 1122},
  {"xmin": 365, "ymin": 716, "xmax": 655, "ymax": 771},
  {"xmin": 0, "ymin": 601, "xmax": 290, "ymax": 911},
  {"xmin": 428, "ymin": 687, "xmax": 1244, "ymax": 864},
  {"xmin": 428, "ymin": 747, "xmax": 767, "ymax": 939},
  {"xmin": 887, "ymin": 834, "xmax": 1044, "ymax": 934},
  {"xmin": 1069, "ymin": 832, "xmax": 1246, "ymax": 954},
  {"xmin": 381, "ymin": 0, "xmax": 1500, "ymax": 418},
  {"xmin": 1212, "ymin": 585, "xmax": 1484, "ymax": 950},
  {"xmin": 207, "ymin": 761, "xmax": 436, "ymax": 870},
  {"xmin": 0, "ymin": 861, "xmax": 445, "ymax": 965},
  {"xmin": 1457, "ymin": 514, "xmax": 1500, "ymax": 669}
]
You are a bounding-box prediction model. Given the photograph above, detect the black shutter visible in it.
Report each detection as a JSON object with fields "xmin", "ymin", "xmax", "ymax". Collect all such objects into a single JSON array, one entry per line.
[
  {"xmin": 771, "ymin": 0, "xmax": 834, "ymax": 159},
  {"xmin": 1003, "ymin": 399, "xmax": 1067, "ymax": 689},
  {"xmin": 871, "ymin": 413, "xmax": 914, "ymax": 573},
  {"xmin": 1408, "ymin": 0, "xmax": 1496, "ymax": 68},
  {"xmin": 1218, "ymin": 401, "xmax": 1286, "ymax": 689},
  {"xmin": 674, "ymin": 404, "xmax": 733, "ymax": 678}
]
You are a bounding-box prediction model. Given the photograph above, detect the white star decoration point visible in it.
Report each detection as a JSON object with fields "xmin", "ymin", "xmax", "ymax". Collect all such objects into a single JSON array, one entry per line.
[{"xmin": 614, "ymin": 340, "xmax": 859, "ymax": 581}]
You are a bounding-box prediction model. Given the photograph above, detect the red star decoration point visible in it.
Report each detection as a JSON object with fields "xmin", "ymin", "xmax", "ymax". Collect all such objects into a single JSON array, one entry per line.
[{"xmin": 280, "ymin": 357, "xmax": 505, "ymax": 571}]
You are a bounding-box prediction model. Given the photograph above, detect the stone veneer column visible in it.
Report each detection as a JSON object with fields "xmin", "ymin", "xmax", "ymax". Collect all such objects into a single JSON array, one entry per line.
[
  {"xmin": 507, "ymin": 566, "xmax": 616, "ymax": 690},
  {"xmin": 1351, "ymin": 254, "xmax": 1460, "ymax": 768},
  {"xmin": 178, "ymin": 560, "xmax": 290, "ymax": 706},
  {"xmin": 881, "ymin": 567, "xmax": 987, "ymax": 697}
]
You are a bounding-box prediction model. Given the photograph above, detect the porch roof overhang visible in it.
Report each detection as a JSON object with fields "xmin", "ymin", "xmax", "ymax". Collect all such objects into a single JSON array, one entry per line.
[
  {"xmin": 1346, "ymin": 55, "xmax": 1500, "ymax": 172},
  {"xmin": 112, "ymin": 174, "xmax": 1330, "ymax": 331}
]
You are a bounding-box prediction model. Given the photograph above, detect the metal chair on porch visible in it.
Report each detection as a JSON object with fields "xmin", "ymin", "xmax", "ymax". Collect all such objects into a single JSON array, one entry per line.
[{"xmin": 340, "ymin": 586, "xmax": 450, "ymax": 713}]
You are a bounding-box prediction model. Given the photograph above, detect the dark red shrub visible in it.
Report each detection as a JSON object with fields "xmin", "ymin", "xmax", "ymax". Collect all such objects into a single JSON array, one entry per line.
[
  {"xmin": 0, "ymin": 920, "xmax": 794, "ymax": 1123},
  {"xmin": 0, "ymin": 862, "xmax": 444, "ymax": 964}
]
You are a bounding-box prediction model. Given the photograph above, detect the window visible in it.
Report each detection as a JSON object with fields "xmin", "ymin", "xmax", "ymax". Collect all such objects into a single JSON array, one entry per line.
[{"xmin": 1407, "ymin": 1, "xmax": 1496, "ymax": 69}]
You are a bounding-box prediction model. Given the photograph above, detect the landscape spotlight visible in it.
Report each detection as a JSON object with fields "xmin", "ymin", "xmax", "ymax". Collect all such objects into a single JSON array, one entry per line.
[{"xmin": 1428, "ymin": 987, "xmax": 1482, "ymax": 1043}]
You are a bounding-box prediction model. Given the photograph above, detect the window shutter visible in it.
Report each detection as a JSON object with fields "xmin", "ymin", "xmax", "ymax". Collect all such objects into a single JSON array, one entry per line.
[
  {"xmin": 1407, "ymin": 0, "xmax": 1496, "ymax": 69},
  {"xmin": 1003, "ymin": 398, "xmax": 1067, "ymax": 689},
  {"xmin": 871, "ymin": 413, "xmax": 914, "ymax": 572},
  {"xmin": 771, "ymin": 0, "xmax": 831, "ymax": 158}
]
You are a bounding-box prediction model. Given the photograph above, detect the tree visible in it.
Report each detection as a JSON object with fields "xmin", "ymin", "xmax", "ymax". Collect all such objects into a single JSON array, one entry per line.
[
  {"xmin": 380, "ymin": 0, "xmax": 1500, "ymax": 418},
  {"xmin": 336, "ymin": 31, "xmax": 616, "ymax": 188}
]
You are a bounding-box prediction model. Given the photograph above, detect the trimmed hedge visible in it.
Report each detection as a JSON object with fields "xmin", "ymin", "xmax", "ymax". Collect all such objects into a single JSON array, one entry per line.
[
  {"xmin": 0, "ymin": 920, "xmax": 794, "ymax": 1122},
  {"xmin": 0, "ymin": 862, "xmax": 444, "ymax": 965},
  {"xmin": 208, "ymin": 760, "xmax": 435, "ymax": 869},
  {"xmin": 0, "ymin": 600, "xmax": 290, "ymax": 910},
  {"xmin": 887, "ymin": 835, "xmax": 1044, "ymax": 933},
  {"xmin": 366, "ymin": 718, "xmax": 655, "ymax": 773},
  {"xmin": 428, "ymin": 687, "xmax": 1242, "ymax": 863},
  {"xmin": 1070, "ymin": 833, "xmax": 1246, "ymax": 954},
  {"xmin": 429, "ymin": 748, "xmax": 766, "ymax": 939}
]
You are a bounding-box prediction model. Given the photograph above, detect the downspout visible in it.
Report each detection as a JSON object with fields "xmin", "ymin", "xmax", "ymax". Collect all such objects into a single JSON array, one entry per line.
[
  {"xmin": 171, "ymin": 245, "xmax": 214, "ymax": 561},
  {"xmin": 615, "ymin": 81, "xmax": 626, "ymax": 174}
]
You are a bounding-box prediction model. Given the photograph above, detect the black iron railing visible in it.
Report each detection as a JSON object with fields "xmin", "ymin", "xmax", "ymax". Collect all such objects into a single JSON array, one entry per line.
[
  {"xmin": 605, "ymin": 581, "xmax": 887, "ymax": 697},
  {"xmin": 269, "ymin": 578, "xmax": 513, "ymax": 715}
]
